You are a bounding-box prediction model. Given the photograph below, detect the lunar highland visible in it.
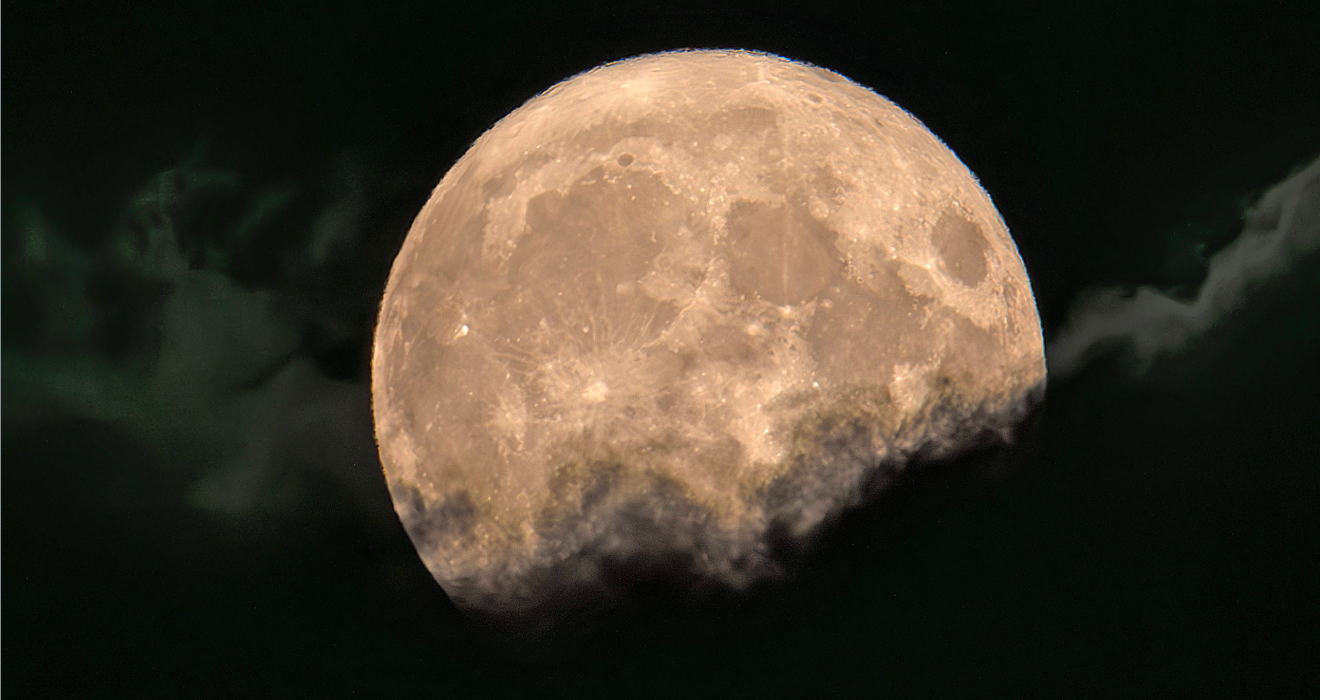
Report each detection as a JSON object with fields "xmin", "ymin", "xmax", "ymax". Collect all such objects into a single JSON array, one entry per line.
[{"xmin": 371, "ymin": 50, "xmax": 1046, "ymax": 615}]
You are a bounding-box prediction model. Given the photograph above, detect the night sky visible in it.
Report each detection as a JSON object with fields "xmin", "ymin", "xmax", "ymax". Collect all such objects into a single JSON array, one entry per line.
[{"xmin": 5, "ymin": 1, "xmax": 1319, "ymax": 696}]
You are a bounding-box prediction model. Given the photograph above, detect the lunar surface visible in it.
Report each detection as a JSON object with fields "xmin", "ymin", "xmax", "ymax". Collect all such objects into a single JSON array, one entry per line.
[{"xmin": 372, "ymin": 50, "xmax": 1045, "ymax": 615}]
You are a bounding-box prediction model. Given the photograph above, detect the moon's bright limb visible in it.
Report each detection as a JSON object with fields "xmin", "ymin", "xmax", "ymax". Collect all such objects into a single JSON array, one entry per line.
[{"xmin": 372, "ymin": 50, "xmax": 1045, "ymax": 615}]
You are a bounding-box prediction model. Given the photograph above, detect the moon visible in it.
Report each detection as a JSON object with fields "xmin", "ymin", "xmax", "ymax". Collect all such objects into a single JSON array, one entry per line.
[{"xmin": 371, "ymin": 50, "xmax": 1045, "ymax": 615}]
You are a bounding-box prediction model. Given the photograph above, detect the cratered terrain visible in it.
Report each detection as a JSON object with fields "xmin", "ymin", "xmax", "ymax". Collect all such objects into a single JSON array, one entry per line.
[{"xmin": 371, "ymin": 49, "xmax": 1046, "ymax": 617}]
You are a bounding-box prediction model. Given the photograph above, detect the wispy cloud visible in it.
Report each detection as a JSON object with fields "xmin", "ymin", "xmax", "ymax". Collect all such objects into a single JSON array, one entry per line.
[
  {"xmin": 5, "ymin": 152, "xmax": 401, "ymax": 527},
  {"xmin": 1048, "ymin": 156, "xmax": 1320, "ymax": 379}
]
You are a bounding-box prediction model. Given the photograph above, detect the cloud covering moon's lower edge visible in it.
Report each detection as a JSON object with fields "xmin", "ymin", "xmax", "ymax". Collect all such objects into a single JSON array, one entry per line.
[{"xmin": 394, "ymin": 384, "xmax": 1042, "ymax": 618}]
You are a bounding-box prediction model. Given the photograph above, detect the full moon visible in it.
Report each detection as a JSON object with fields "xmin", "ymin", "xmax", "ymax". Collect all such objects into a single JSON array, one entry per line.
[{"xmin": 372, "ymin": 50, "xmax": 1045, "ymax": 615}]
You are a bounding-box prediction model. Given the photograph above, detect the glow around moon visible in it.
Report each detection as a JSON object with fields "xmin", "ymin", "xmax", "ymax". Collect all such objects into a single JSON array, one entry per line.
[{"xmin": 372, "ymin": 50, "xmax": 1045, "ymax": 615}]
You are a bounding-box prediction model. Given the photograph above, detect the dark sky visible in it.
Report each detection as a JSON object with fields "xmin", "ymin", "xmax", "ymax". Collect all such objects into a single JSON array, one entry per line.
[{"xmin": 5, "ymin": 1, "xmax": 1319, "ymax": 697}]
